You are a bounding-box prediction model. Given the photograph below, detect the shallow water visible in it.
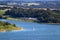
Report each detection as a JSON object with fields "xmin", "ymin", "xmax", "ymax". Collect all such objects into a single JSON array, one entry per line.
[{"xmin": 0, "ymin": 19, "xmax": 60, "ymax": 40}]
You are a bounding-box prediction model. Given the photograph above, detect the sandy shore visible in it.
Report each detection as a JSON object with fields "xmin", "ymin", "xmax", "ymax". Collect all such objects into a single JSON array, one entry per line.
[{"xmin": 0, "ymin": 28, "xmax": 24, "ymax": 32}]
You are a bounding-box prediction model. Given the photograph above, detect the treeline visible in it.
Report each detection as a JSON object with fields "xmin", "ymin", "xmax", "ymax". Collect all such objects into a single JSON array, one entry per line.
[{"xmin": 3, "ymin": 8, "xmax": 60, "ymax": 23}]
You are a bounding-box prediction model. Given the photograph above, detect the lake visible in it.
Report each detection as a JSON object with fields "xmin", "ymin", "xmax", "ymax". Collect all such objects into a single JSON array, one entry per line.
[{"xmin": 0, "ymin": 19, "xmax": 60, "ymax": 40}]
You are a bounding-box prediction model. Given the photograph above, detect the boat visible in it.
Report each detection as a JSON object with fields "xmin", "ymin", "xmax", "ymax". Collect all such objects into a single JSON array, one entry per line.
[{"xmin": 33, "ymin": 27, "xmax": 35, "ymax": 31}]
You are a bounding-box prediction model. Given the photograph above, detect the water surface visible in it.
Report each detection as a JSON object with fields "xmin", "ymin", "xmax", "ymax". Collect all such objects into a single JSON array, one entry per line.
[{"xmin": 0, "ymin": 19, "xmax": 60, "ymax": 40}]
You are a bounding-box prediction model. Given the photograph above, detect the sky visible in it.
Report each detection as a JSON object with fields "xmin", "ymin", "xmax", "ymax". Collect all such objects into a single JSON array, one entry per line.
[{"xmin": 0, "ymin": 0, "xmax": 59, "ymax": 1}]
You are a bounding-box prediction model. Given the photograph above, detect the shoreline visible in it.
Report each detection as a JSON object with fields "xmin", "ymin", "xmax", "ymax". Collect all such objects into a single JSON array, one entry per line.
[
  {"xmin": 5, "ymin": 18, "xmax": 60, "ymax": 24},
  {"xmin": 37, "ymin": 23, "xmax": 60, "ymax": 24},
  {"xmin": 0, "ymin": 28, "xmax": 23, "ymax": 32}
]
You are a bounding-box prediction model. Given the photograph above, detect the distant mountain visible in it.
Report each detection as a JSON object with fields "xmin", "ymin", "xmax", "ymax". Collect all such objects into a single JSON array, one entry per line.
[
  {"xmin": 0, "ymin": 1, "xmax": 60, "ymax": 8},
  {"xmin": 20, "ymin": 1, "xmax": 60, "ymax": 8}
]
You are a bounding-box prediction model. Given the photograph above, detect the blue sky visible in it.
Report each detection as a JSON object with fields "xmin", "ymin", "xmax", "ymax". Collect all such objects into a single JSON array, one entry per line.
[{"xmin": 0, "ymin": 0, "xmax": 59, "ymax": 1}]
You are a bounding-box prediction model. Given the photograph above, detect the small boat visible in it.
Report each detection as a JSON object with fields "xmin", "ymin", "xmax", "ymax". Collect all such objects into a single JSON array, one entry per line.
[{"xmin": 33, "ymin": 27, "xmax": 35, "ymax": 31}]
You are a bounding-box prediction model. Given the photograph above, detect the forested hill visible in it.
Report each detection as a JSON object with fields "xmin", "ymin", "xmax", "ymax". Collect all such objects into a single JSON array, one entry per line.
[{"xmin": 3, "ymin": 8, "xmax": 60, "ymax": 23}]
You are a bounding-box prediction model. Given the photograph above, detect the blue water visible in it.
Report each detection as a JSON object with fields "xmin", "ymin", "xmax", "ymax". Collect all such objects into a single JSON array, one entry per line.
[{"xmin": 0, "ymin": 19, "xmax": 60, "ymax": 40}]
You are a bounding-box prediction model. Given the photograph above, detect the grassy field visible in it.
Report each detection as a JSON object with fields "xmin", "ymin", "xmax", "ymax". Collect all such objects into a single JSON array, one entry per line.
[
  {"xmin": 0, "ymin": 9, "xmax": 8, "ymax": 15},
  {"xmin": 6, "ymin": 17, "xmax": 36, "ymax": 22}
]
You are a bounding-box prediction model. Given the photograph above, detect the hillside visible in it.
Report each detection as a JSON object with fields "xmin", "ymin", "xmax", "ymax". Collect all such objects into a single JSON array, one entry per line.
[
  {"xmin": 0, "ymin": 21, "xmax": 22, "ymax": 32},
  {"xmin": 3, "ymin": 8, "xmax": 60, "ymax": 23}
]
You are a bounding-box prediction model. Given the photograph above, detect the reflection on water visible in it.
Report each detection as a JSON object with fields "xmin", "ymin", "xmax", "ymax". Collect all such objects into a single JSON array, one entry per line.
[{"xmin": 0, "ymin": 19, "xmax": 60, "ymax": 40}]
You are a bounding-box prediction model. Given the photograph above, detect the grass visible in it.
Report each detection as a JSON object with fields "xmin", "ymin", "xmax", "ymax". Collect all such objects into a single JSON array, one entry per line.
[
  {"xmin": 6, "ymin": 17, "xmax": 35, "ymax": 22},
  {"xmin": 0, "ymin": 10, "xmax": 6, "ymax": 15},
  {"xmin": 0, "ymin": 9, "xmax": 9, "ymax": 15}
]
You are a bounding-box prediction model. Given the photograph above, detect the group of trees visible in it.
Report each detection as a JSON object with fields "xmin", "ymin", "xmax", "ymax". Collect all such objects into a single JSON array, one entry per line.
[
  {"xmin": 0, "ymin": 21, "xmax": 22, "ymax": 32},
  {"xmin": 0, "ymin": 21, "xmax": 16, "ymax": 30},
  {"xmin": 3, "ymin": 7, "xmax": 60, "ymax": 23}
]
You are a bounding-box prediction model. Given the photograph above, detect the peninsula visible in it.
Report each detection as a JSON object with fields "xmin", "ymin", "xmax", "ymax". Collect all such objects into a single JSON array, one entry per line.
[{"xmin": 0, "ymin": 21, "xmax": 23, "ymax": 32}]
